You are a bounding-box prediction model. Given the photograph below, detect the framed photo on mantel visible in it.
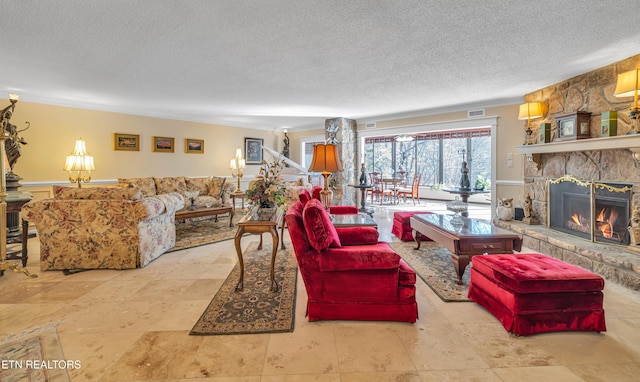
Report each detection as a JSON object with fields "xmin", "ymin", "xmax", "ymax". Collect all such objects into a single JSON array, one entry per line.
[{"xmin": 555, "ymin": 111, "xmax": 592, "ymax": 142}]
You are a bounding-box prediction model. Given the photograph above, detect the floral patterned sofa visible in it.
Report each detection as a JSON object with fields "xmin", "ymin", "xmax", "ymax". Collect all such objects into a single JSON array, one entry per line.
[
  {"xmin": 22, "ymin": 186, "xmax": 185, "ymax": 271},
  {"xmin": 117, "ymin": 176, "xmax": 236, "ymax": 210}
]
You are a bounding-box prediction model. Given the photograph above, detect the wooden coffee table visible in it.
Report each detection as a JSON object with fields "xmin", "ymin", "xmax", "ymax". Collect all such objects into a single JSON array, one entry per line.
[
  {"xmin": 175, "ymin": 206, "xmax": 234, "ymax": 226},
  {"xmin": 410, "ymin": 213, "xmax": 522, "ymax": 284}
]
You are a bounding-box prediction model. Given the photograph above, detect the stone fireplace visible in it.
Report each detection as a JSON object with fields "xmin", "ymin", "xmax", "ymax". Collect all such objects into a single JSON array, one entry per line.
[
  {"xmin": 499, "ymin": 53, "xmax": 640, "ymax": 291},
  {"xmin": 505, "ymin": 138, "xmax": 640, "ymax": 290},
  {"xmin": 547, "ymin": 176, "xmax": 632, "ymax": 246}
]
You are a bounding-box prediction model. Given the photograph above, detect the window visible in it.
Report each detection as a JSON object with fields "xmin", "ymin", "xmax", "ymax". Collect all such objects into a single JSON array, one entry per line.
[
  {"xmin": 364, "ymin": 128, "xmax": 491, "ymax": 188},
  {"xmin": 302, "ymin": 140, "xmax": 325, "ymax": 169}
]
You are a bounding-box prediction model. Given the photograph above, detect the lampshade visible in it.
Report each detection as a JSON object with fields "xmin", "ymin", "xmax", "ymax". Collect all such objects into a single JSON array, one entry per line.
[
  {"xmin": 614, "ymin": 69, "xmax": 640, "ymax": 98},
  {"xmin": 63, "ymin": 138, "xmax": 95, "ymax": 171},
  {"xmin": 518, "ymin": 102, "xmax": 544, "ymax": 120},
  {"xmin": 308, "ymin": 144, "xmax": 343, "ymax": 173},
  {"xmin": 64, "ymin": 154, "xmax": 95, "ymax": 172}
]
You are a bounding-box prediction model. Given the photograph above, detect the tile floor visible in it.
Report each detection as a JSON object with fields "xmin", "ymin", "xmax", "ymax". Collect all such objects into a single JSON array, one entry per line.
[{"xmin": 1, "ymin": 201, "xmax": 640, "ymax": 381}]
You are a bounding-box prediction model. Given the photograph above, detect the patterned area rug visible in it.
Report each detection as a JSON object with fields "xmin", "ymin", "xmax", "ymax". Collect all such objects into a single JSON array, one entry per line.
[
  {"xmin": 190, "ymin": 241, "xmax": 298, "ymax": 335},
  {"xmin": 169, "ymin": 211, "xmax": 244, "ymax": 252},
  {"xmin": 390, "ymin": 241, "xmax": 471, "ymax": 302},
  {"xmin": 0, "ymin": 322, "xmax": 71, "ymax": 382}
]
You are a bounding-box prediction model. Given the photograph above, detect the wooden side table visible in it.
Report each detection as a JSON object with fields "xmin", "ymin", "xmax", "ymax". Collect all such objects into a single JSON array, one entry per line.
[
  {"xmin": 233, "ymin": 207, "xmax": 284, "ymax": 292},
  {"xmin": 231, "ymin": 191, "xmax": 246, "ymax": 210}
]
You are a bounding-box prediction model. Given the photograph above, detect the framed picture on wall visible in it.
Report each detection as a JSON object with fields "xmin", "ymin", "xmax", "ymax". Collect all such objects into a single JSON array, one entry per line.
[
  {"xmin": 152, "ymin": 136, "xmax": 175, "ymax": 153},
  {"xmin": 245, "ymin": 137, "xmax": 264, "ymax": 164},
  {"xmin": 114, "ymin": 133, "xmax": 140, "ymax": 151},
  {"xmin": 185, "ymin": 138, "xmax": 204, "ymax": 154}
]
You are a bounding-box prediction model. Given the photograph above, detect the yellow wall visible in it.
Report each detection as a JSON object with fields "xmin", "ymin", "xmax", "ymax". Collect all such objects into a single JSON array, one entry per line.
[
  {"xmin": 7, "ymin": 99, "xmax": 525, "ymax": 209},
  {"xmin": 8, "ymin": 101, "xmax": 281, "ymax": 184}
]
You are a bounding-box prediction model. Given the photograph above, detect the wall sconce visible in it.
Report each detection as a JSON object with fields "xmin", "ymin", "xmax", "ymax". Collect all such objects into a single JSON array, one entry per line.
[
  {"xmin": 308, "ymin": 143, "xmax": 343, "ymax": 208},
  {"xmin": 518, "ymin": 102, "xmax": 545, "ymax": 145},
  {"xmin": 230, "ymin": 147, "xmax": 245, "ymax": 194},
  {"xmin": 63, "ymin": 137, "xmax": 95, "ymax": 188},
  {"xmin": 614, "ymin": 68, "xmax": 640, "ymax": 134}
]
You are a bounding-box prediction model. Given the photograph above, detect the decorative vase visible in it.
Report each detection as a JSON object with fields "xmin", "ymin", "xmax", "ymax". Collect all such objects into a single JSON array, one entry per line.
[{"xmin": 260, "ymin": 201, "xmax": 275, "ymax": 209}]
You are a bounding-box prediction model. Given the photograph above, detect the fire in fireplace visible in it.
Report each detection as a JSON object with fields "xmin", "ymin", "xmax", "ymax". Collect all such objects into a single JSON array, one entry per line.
[{"xmin": 548, "ymin": 175, "xmax": 632, "ymax": 245}]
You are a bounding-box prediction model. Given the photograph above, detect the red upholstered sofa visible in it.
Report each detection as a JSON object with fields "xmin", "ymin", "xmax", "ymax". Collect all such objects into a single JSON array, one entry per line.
[
  {"xmin": 285, "ymin": 199, "xmax": 418, "ymax": 322},
  {"xmin": 300, "ymin": 187, "xmax": 358, "ymax": 215}
]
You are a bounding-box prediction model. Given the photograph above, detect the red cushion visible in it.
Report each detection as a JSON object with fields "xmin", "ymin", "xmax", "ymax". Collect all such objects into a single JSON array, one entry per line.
[
  {"xmin": 393, "ymin": 211, "xmax": 433, "ymax": 226},
  {"xmin": 311, "ymin": 186, "xmax": 323, "ymax": 200},
  {"xmin": 303, "ymin": 199, "xmax": 341, "ymax": 250},
  {"xmin": 472, "ymin": 254, "xmax": 605, "ymax": 294},
  {"xmin": 328, "ymin": 205, "xmax": 359, "ymax": 215},
  {"xmin": 336, "ymin": 227, "xmax": 379, "ymax": 245},
  {"xmin": 299, "ymin": 189, "xmax": 312, "ymax": 206}
]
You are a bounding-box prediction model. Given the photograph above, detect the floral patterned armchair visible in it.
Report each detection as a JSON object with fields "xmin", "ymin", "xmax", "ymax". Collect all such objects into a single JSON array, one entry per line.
[{"xmin": 22, "ymin": 186, "xmax": 184, "ymax": 271}]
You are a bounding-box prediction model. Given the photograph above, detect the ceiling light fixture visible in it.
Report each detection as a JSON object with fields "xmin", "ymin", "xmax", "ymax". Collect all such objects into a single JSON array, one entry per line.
[{"xmin": 395, "ymin": 134, "xmax": 414, "ymax": 142}]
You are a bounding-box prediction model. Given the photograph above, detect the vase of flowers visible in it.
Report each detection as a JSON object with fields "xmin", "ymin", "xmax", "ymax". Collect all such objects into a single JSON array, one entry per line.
[{"xmin": 246, "ymin": 158, "xmax": 286, "ymax": 209}]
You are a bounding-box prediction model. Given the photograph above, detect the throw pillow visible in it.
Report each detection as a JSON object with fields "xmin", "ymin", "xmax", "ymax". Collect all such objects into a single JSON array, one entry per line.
[
  {"xmin": 118, "ymin": 177, "xmax": 157, "ymax": 198},
  {"xmin": 154, "ymin": 176, "xmax": 187, "ymax": 196},
  {"xmin": 311, "ymin": 186, "xmax": 323, "ymax": 200},
  {"xmin": 298, "ymin": 188, "xmax": 311, "ymax": 206},
  {"xmin": 185, "ymin": 177, "xmax": 210, "ymax": 195},
  {"xmin": 209, "ymin": 177, "xmax": 226, "ymax": 198},
  {"xmin": 302, "ymin": 199, "xmax": 341, "ymax": 251}
]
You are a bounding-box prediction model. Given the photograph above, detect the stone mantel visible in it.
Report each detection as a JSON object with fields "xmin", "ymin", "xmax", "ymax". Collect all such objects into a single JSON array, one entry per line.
[{"xmin": 515, "ymin": 134, "xmax": 640, "ymax": 170}]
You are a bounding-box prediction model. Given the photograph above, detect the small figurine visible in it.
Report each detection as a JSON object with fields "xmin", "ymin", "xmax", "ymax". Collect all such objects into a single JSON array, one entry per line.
[
  {"xmin": 496, "ymin": 198, "xmax": 514, "ymax": 221},
  {"xmin": 523, "ymin": 194, "xmax": 533, "ymax": 218},
  {"xmin": 460, "ymin": 161, "xmax": 471, "ymax": 190},
  {"xmin": 359, "ymin": 163, "xmax": 367, "ymax": 184},
  {"xmin": 521, "ymin": 194, "xmax": 540, "ymax": 224}
]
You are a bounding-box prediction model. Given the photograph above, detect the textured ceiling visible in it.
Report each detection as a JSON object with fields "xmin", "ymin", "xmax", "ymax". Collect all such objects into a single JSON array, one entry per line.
[{"xmin": 2, "ymin": 0, "xmax": 640, "ymax": 131}]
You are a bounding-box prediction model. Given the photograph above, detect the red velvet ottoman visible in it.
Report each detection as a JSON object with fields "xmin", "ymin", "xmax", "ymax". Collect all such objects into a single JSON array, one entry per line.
[
  {"xmin": 392, "ymin": 211, "xmax": 433, "ymax": 241},
  {"xmin": 468, "ymin": 254, "xmax": 606, "ymax": 336}
]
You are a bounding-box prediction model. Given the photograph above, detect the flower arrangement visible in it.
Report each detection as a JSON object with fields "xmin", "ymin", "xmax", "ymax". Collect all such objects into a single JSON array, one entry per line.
[{"xmin": 245, "ymin": 158, "xmax": 286, "ymax": 208}]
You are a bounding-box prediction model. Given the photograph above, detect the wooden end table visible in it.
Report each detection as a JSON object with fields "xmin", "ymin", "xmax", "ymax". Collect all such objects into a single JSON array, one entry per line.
[
  {"xmin": 231, "ymin": 191, "xmax": 246, "ymax": 210},
  {"xmin": 175, "ymin": 206, "xmax": 234, "ymax": 226},
  {"xmin": 234, "ymin": 207, "xmax": 285, "ymax": 292},
  {"xmin": 410, "ymin": 213, "xmax": 522, "ymax": 284}
]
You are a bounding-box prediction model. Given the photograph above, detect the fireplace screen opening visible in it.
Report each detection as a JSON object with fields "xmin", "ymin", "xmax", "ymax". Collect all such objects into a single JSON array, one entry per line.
[{"xmin": 548, "ymin": 176, "xmax": 632, "ymax": 245}]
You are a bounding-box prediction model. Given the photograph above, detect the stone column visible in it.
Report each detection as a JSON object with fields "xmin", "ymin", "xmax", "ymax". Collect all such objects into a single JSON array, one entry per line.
[{"xmin": 324, "ymin": 117, "xmax": 357, "ymax": 205}]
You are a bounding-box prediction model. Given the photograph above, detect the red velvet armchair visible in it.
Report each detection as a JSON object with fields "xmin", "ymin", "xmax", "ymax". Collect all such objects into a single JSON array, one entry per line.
[
  {"xmin": 285, "ymin": 199, "xmax": 418, "ymax": 322},
  {"xmin": 301, "ymin": 187, "xmax": 358, "ymax": 215}
]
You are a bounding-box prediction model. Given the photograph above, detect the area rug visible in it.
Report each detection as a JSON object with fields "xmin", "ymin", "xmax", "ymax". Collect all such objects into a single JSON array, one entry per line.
[
  {"xmin": 390, "ymin": 241, "xmax": 471, "ymax": 302},
  {"xmin": 0, "ymin": 322, "xmax": 71, "ymax": 382},
  {"xmin": 190, "ymin": 241, "xmax": 297, "ymax": 335},
  {"xmin": 169, "ymin": 211, "xmax": 245, "ymax": 252}
]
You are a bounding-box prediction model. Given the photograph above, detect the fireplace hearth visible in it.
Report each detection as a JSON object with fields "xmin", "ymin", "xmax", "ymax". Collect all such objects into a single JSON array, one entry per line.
[{"xmin": 548, "ymin": 175, "xmax": 632, "ymax": 245}]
